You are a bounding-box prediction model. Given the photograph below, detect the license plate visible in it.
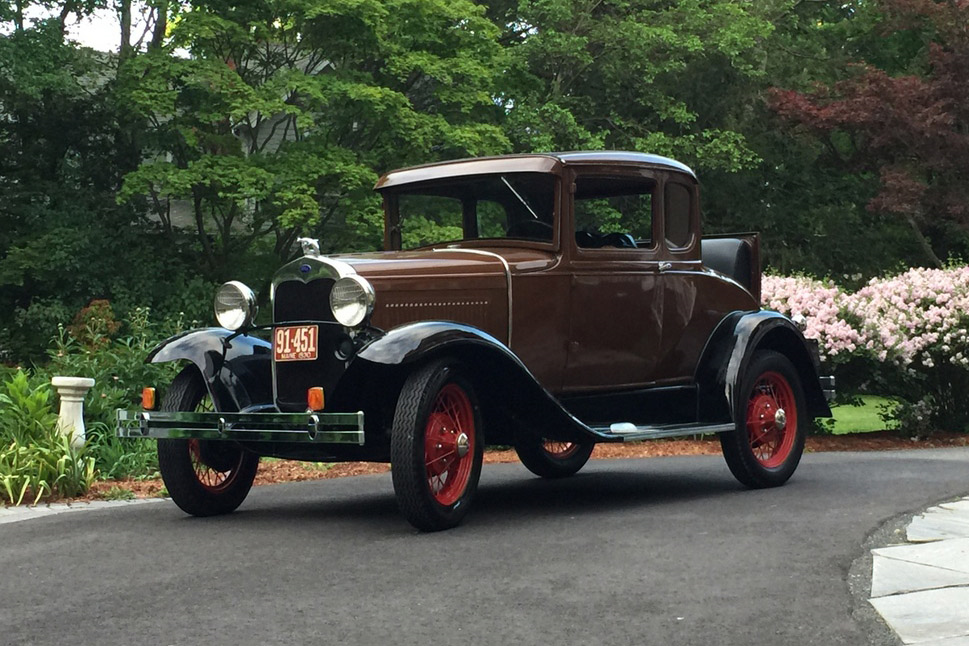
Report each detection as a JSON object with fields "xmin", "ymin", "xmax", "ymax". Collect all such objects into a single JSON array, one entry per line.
[{"xmin": 274, "ymin": 325, "xmax": 319, "ymax": 362}]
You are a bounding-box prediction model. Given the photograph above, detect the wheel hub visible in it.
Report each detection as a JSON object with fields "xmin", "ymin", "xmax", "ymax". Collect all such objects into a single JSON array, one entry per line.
[
  {"xmin": 456, "ymin": 432, "xmax": 470, "ymax": 458},
  {"xmin": 774, "ymin": 408, "xmax": 787, "ymax": 431}
]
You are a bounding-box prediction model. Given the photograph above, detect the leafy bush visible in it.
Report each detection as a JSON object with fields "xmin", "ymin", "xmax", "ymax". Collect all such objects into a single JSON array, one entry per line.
[
  {"xmin": 761, "ymin": 275, "xmax": 862, "ymax": 361},
  {"xmin": 37, "ymin": 302, "xmax": 189, "ymax": 480},
  {"xmin": 763, "ymin": 267, "xmax": 969, "ymax": 434},
  {"xmin": 848, "ymin": 267, "xmax": 969, "ymax": 433},
  {"xmin": 0, "ymin": 370, "xmax": 96, "ymax": 504}
]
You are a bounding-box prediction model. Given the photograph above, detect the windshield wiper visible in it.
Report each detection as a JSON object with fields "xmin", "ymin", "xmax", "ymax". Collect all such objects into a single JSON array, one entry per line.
[{"xmin": 501, "ymin": 176, "xmax": 540, "ymax": 220}]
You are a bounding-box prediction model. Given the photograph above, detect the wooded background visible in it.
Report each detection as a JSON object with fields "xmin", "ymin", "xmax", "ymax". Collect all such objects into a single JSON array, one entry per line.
[{"xmin": 2, "ymin": 0, "xmax": 967, "ymax": 363}]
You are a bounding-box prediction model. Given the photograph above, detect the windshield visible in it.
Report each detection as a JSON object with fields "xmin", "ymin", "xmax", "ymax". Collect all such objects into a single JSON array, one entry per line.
[{"xmin": 387, "ymin": 173, "xmax": 556, "ymax": 250}]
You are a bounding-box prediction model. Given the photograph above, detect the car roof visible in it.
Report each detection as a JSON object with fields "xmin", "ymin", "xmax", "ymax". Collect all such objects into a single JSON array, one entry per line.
[{"xmin": 374, "ymin": 151, "xmax": 696, "ymax": 190}]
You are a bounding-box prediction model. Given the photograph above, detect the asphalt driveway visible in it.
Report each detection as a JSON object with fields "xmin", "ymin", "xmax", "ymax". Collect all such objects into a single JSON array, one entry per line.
[{"xmin": 3, "ymin": 448, "xmax": 968, "ymax": 646}]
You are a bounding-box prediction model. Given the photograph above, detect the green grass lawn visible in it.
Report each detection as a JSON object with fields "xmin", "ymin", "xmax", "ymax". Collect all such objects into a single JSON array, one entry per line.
[{"xmin": 826, "ymin": 396, "xmax": 897, "ymax": 434}]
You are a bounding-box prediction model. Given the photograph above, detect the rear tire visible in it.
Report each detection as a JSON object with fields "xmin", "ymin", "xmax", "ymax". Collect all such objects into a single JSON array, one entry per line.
[
  {"xmin": 515, "ymin": 437, "xmax": 594, "ymax": 478},
  {"xmin": 157, "ymin": 367, "xmax": 259, "ymax": 517},
  {"xmin": 720, "ymin": 350, "xmax": 806, "ymax": 488},
  {"xmin": 390, "ymin": 360, "xmax": 483, "ymax": 532}
]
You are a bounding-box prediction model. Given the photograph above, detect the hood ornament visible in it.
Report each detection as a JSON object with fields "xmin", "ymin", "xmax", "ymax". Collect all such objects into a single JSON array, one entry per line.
[{"xmin": 298, "ymin": 237, "xmax": 321, "ymax": 256}]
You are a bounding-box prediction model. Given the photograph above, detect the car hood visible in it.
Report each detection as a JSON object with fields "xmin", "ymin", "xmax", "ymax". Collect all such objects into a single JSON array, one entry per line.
[
  {"xmin": 335, "ymin": 249, "xmax": 510, "ymax": 282},
  {"xmin": 334, "ymin": 249, "xmax": 512, "ymax": 339}
]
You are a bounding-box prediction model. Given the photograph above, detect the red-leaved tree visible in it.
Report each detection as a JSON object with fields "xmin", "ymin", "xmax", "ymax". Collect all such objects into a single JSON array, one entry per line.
[{"xmin": 769, "ymin": 0, "xmax": 969, "ymax": 267}]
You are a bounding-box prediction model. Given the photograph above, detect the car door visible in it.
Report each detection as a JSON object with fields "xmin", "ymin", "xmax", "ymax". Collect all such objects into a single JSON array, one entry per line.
[{"xmin": 562, "ymin": 170, "xmax": 666, "ymax": 392}]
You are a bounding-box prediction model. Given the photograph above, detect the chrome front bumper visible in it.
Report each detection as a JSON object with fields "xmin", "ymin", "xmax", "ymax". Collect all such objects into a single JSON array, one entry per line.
[{"xmin": 116, "ymin": 409, "xmax": 365, "ymax": 445}]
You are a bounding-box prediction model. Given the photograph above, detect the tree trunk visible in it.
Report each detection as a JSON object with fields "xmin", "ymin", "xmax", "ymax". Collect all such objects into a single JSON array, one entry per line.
[
  {"xmin": 906, "ymin": 213, "xmax": 944, "ymax": 268},
  {"xmin": 119, "ymin": 0, "xmax": 133, "ymax": 62}
]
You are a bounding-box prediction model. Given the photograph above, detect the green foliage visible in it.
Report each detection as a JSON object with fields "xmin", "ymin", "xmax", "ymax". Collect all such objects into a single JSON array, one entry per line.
[
  {"xmin": 496, "ymin": 0, "xmax": 771, "ymax": 170},
  {"xmin": 35, "ymin": 304, "xmax": 191, "ymax": 480},
  {"xmin": 99, "ymin": 485, "xmax": 136, "ymax": 501},
  {"xmin": 117, "ymin": 0, "xmax": 510, "ymax": 271},
  {"xmin": 0, "ymin": 370, "xmax": 96, "ymax": 504}
]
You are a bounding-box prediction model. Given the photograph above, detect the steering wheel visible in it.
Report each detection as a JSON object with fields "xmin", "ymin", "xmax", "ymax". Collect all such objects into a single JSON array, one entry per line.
[{"xmin": 601, "ymin": 232, "xmax": 637, "ymax": 249}]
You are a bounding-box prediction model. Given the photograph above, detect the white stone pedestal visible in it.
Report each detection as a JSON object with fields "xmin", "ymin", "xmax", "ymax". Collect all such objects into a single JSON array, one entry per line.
[{"xmin": 51, "ymin": 376, "xmax": 96, "ymax": 449}]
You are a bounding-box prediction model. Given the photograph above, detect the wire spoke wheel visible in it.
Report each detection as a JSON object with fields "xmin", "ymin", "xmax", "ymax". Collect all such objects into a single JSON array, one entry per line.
[
  {"xmin": 720, "ymin": 350, "xmax": 806, "ymax": 489},
  {"xmin": 423, "ymin": 384, "xmax": 475, "ymax": 506},
  {"xmin": 157, "ymin": 367, "xmax": 259, "ymax": 517},
  {"xmin": 745, "ymin": 371, "xmax": 797, "ymax": 468},
  {"xmin": 391, "ymin": 360, "xmax": 484, "ymax": 532},
  {"xmin": 187, "ymin": 439, "xmax": 247, "ymax": 493},
  {"xmin": 543, "ymin": 440, "xmax": 581, "ymax": 459},
  {"xmin": 515, "ymin": 435, "xmax": 594, "ymax": 479}
]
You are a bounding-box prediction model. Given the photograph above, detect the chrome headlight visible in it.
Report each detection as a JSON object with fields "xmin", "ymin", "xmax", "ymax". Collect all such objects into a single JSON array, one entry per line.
[
  {"xmin": 214, "ymin": 281, "xmax": 258, "ymax": 330},
  {"xmin": 329, "ymin": 275, "xmax": 375, "ymax": 327}
]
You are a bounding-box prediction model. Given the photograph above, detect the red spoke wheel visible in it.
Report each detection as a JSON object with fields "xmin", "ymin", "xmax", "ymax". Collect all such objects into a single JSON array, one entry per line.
[
  {"xmin": 423, "ymin": 384, "xmax": 476, "ymax": 506},
  {"xmin": 544, "ymin": 441, "xmax": 581, "ymax": 459},
  {"xmin": 515, "ymin": 435, "xmax": 594, "ymax": 479},
  {"xmin": 186, "ymin": 438, "xmax": 248, "ymax": 493},
  {"xmin": 391, "ymin": 360, "xmax": 483, "ymax": 532},
  {"xmin": 745, "ymin": 372, "xmax": 797, "ymax": 468},
  {"xmin": 720, "ymin": 350, "xmax": 806, "ymax": 488},
  {"xmin": 157, "ymin": 367, "xmax": 259, "ymax": 517}
]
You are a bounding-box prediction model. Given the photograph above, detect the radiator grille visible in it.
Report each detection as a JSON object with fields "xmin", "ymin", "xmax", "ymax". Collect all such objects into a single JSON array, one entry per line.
[
  {"xmin": 273, "ymin": 278, "xmax": 336, "ymax": 323},
  {"xmin": 273, "ymin": 278, "xmax": 341, "ymax": 412}
]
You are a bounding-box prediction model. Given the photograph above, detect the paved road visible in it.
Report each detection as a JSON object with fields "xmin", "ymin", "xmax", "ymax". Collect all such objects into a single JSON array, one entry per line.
[{"xmin": 3, "ymin": 448, "xmax": 968, "ymax": 646}]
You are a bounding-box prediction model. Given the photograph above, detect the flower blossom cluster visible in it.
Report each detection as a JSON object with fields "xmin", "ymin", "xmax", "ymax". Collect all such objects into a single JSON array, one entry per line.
[
  {"xmin": 845, "ymin": 267, "xmax": 969, "ymax": 369},
  {"xmin": 762, "ymin": 268, "xmax": 969, "ymax": 370},
  {"xmin": 761, "ymin": 275, "xmax": 861, "ymax": 360}
]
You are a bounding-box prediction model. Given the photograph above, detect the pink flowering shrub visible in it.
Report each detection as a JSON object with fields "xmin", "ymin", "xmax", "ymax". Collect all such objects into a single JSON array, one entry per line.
[
  {"xmin": 846, "ymin": 267, "xmax": 969, "ymax": 432},
  {"xmin": 761, "ymin": 275, "xmax": 861, "ymax": 361},
  {"xmin": 762, "ymin": 267, "xmax": 969, "ymax": 433},
  {"xmin": 846, "ymin": 267, "xmax": 969, "ymax": 370}
]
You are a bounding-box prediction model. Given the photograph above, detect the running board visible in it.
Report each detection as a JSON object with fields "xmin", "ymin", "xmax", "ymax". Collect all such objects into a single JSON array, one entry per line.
[{"xmin": 588, "ymin": 422, "xmax": 736, "ymax": 443}]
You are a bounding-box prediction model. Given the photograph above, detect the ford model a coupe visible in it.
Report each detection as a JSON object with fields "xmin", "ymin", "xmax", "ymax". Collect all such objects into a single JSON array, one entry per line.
[{"xmin": 118, "ymin": 151, "xmax": 833, "ymax": 531}]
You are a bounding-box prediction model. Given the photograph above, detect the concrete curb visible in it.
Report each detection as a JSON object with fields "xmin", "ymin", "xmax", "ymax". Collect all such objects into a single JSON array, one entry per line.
[{"xmin": 0, "ymin": 498, "xmax": 168, "ymax": 526}]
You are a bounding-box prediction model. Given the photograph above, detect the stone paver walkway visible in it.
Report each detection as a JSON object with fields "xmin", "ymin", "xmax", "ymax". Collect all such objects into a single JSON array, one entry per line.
[{"xmin": 870, "ymin": 497, "xmax": 969, "ymax": 645}]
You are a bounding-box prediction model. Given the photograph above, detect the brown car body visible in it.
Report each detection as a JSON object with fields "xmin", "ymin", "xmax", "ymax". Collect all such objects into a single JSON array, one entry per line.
[{"xmin": 121, "ymin": 151, "xmax": 832, "ymax": 531}]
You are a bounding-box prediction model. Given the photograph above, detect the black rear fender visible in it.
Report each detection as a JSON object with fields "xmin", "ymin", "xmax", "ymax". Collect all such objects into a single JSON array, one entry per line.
[
  {"xmin": 147, "ymin": 328, "xmax": 273, "ymax": 413},
  {"xmin": 695, "ymin": 311, "xmax": 831, "ymax": 423}
]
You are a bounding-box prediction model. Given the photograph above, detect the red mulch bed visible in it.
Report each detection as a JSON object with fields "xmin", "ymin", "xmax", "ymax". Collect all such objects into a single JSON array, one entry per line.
[{"xmin": 72, "ymin": 430, "xmax": 969, "ymax": 504}]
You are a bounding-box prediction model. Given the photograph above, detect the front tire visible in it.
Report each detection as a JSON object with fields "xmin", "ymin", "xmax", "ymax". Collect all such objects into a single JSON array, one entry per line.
[
  {"xmin": 390, "ymin": 360, "xmax": 483, "ymax": 532},
  {"xmin": 157, "ymin": 367, "xmax": 259, "ymax": 517},
  {"xmin": 720, "ymin": 350, "xmax": 806, "ymax": 488},
  {"xmin": 515, "ymin": 437, "xmax": 594, "ymax": 478}
]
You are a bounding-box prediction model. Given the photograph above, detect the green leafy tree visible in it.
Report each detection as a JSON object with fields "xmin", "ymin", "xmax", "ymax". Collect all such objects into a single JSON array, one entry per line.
[
  {"xmin": 118, "ymin": 0, "xmax": 510, "ymax": 278},
  {"xmin": 767, "ymin": 0, "xmax": 969, "ymax": 270},
  {"xmin": 488, "ymin": 0, "xmax": 772, "ymax": 172},
  {"xmin": 0, "ymin": 3, "xmax": 210, "ymax": 363}
]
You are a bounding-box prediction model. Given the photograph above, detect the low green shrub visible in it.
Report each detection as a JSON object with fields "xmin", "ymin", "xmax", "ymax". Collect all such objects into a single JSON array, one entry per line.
[
  {"xmin": 0, "ymin": 370, "xmax": 96, "ymax": 504},
  {"xmin": 99, "ymin": 486, "xmax": 136, "ymax": 501},
  {"xmin": 37, "ymin": 303, "xmax": 185, "ymax": 480}
]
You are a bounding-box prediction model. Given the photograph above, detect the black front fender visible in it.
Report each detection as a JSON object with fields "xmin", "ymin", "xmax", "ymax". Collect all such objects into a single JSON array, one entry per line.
[
  {"xmin": 344, "ymin": 322, "xmax": 593, "ymax": 445},
  {"xmin": 696, "ymin": 311, "xmax": 832, "ymax": 423},
  {"xmin": 147, "ymin": 328, "xmax": 273, "ymax": 413}
]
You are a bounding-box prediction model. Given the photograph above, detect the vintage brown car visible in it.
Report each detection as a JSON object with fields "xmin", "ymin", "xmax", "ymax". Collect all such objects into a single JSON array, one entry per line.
[{"xmin": 118, "ymin": 151, "xmax": 833, "ymax": 531}]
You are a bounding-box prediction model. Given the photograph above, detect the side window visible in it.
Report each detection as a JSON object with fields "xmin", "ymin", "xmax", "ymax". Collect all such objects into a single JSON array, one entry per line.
[
  {"xmin": 574, "ymin": 176, "xmax": 654, "ymax": 249},
  {"xmin": 665, "ymin": 182, "xmax": 693, "ymax": 249}
]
